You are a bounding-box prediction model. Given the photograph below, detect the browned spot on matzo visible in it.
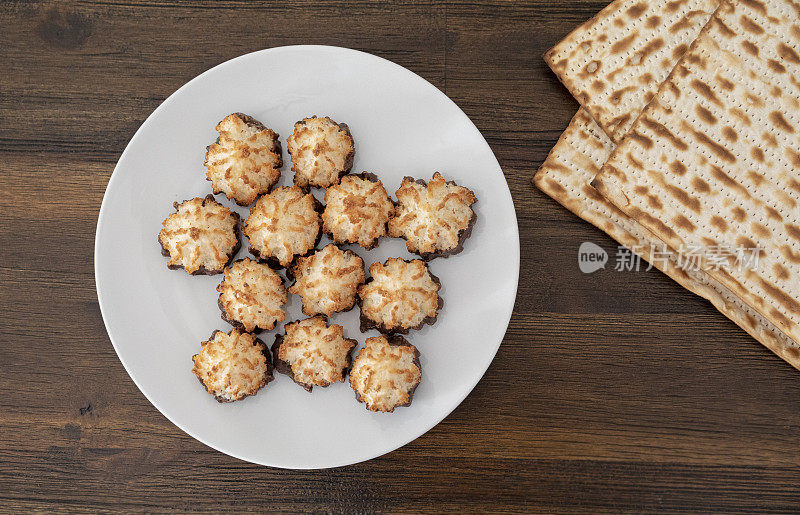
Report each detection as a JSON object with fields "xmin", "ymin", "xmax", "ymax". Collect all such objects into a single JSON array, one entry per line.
[
  {"xmin": 716, "ymin": 75, "xmax": 735, "ymax": 90},
  {"xmin": 714, "ymin": 16, "xmax": 737, "ymax": 37},
  {"xmin": 780, "ymin": 245, "xmax": 800, "ymax": 263},
  {"xmin": 627, "ymin": 2, "xmax": 649, "ymax": 17},
  {"xmin": 673, "ymin": 43, "xmax": 690, "ymax": 59},
  {"xmin": 736, "ymin": 236, "xmax": 759, "ymax": 252},
  {"xmin": 744, "ymin": 92, "xmax": 764, "ymax": 108},
  {"xmin": 712, "ymin": 165, "xmax": 753, "ymax": 195},
  {"xmin": 690, "ymin": 79, "xmax": 724, "ymax": 106},
  {"xmin": 695, "ymin": 105, "xmax": 718, "ymax": 124},
  {"xmin": 775, "ymin": 263, "xmax": 791, "ymax": 280},
  {"xmin": 721, "ymin": 126, "xmax": 738, "ymax": 141},
  {"xmin": 670, "ymin": 9, "xmax": 708, "ymax": 33},
  {"xmin": 692, "ymin": 176, "xmax": 711, "ymax": 193},
  {"xmin": 647, "ymin": 195, "xmax": 664, "ymax": 210},
  {"xmin": 761, "ymin": 131, "xmax": 778, "ymax": 147},
  {"xmin": 765, "ymin": 206, "xmax": 783, "ymax": 222},
  {"xmin": 630, "ymin": 131, "xmax": 655, "ymax": 149},
  {"xmin": 647, "ymin": 15, "xmax": 663, "ymax": 27},
  {"xmin": 759, "ymin": 279, "xmax": 800, "ymax": 315},
  {"xmin": 611, "ymin": 33, "xmax": 639, "ymax": 54},
  {"xmin": 662, "ymin": 180, "xmax": 702, "ymax": 212},
  {"xmin": 786, "ymin": 224, "xmax": 800, "ymax": 243},
  {"xmin": 643, "ymin": 118, "xmax": 689, "ymax": 150},
  {"xmin": 740, "ymin": 0, "xmax": 767, "ymax": 14},
  {"xmin": 742, "ymin": 40, "xmax": 760, "ymax": 56},
  {"xmin": 673, "ymin": 214, "xmax": 697, "ymax": 232},
  {"xmin": 770, "ymin": 308, "xmax": 793, "ymax": 329},
  {"xmin": 729, "ymin": 107, "xmax": 752, "ymax": 125},
  {"xmin": 769, "ymin": 111, "xmax": 795, "ymax": 133},
  {"xmin": 778, "ymin": 43, "xmax": 800, "ymax": 64},
  {"xmin": 768, "ymin": 60, "xmax": 787, "ymax": 73},
  {"xmin": 628, "ymin": 153, "xmax": 645, "ymax": 169},
  {"xmin": 739, "ymin": 15, "xmax": 764, "ymax": 34},
  {"xmin": 751, "ymin": 222, "xmax": 771, "ymax": 238},
  {"xmin": 638, "ymin": 38, "xmax": 666, "ymax": 62},
  {"xmin": 786, "ymin": 149, "xmax": 800, "ymax": 167},
  {"xmin": 610, "ymin": 86, "xmax": 637, "ymax": 105},
  {"xmin": 670, "ymin": 160, "xmax": 688, "ymax": 176},
  {"xmin": 691, "ymin": 129, "xmax": 736, "ymax": 162},
  {"xmin": 666, "ymin": 0, "xmax": 689, "ymax": 12},
  {"xmin": 710, "ymin": 215, "xmax": 729, "ymax": 232},
  {"xmin": 746, "ymin": 170, "xmax": 765, "ymax": 187}
]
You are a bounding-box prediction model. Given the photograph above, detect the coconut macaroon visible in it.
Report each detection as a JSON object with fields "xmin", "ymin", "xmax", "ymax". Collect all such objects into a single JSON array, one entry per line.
[
  {"xmin": 350, "ymin": 335, "xmax": 421, "ymax": 413},
  {"xmin": 272, "ymin": 316, "xmax": 357, "ymax": 392},
  {"xmin": 192, "ymin": 328, "xmax": 274, "ymax": 403},
  {"xmin": 204, "ymin": 113, "xmax": 283, "ymax": 206},
  {"xmin": 322, "ymin": 172, "xmax": 395, "ymax": 249},
  {"xmin": 217, "ymin": 258, "xmax": 287, "ymax": 333},
  {"xmin": 158, "ymin": 195, "xmax": 240, "ymax": 275},
  {"xmin": 289, "ymin": 244, "xmax": 365, "ymax": 317},
  {"xmin": 388, "ymin": 172, "xmax": 477, "ymax": 260},
  {"xmin": 286, "ymin": 116, "xmax": 354, "ymax": 189},
  {"xmin": 358, "ymin": 258, "xmax": 442, "ymax": 334},
  {"xmin": 244, "ymin": 186, "xmax": 322, "ymax": 268}
]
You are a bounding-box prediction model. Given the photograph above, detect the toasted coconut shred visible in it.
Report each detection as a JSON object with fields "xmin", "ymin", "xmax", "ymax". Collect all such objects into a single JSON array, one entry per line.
[
  {"xmin": 217, "ymin": 258, "xmax": 287, "ymax": 333},
  {"xmin": 389, "ymin": 172, "xmax": 477, "ymax": 257},
  {"xmin": 358, "ymin": 258, "xmax": 441, "ymax": 333},
  {"xmin": 274, "ymin": 316, "xmax": 357, "ymax": 391},
  {"xmin": 323, "ymin": 173, "xmax": 395, "ymax": 248},
  {"xmin": 350, "ymin": 335, "xmax": 421, "ymax": 413},
  {"xmin": 287, "ymin": 116, "xmax": 354, "ymax": 189},
  {"xmin": 205, "ymin": 113, "xmax": 282, "ymax": 206},
  {"xmin": 244, "ymin": 186, "xmax": 320, "ymax": 268},
  {"xmin": 158, "ymin": 196, "xmax": 240, "ymax": 275},
  {"xmin": 289, "ymin": 244, "xmax": 366, "ymax": 317},
  {"xmin": 192, "ymin": 328, "xmax": 273, "ymax": 402}
]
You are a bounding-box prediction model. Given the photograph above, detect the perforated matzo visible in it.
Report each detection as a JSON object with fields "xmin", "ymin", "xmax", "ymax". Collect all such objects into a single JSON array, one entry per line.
[
  {"xmin": 536, "ymin": 110, "xmax": 799, "ymax": 369},
  {"xmin": 594, "ymin": 0, "xmax": 800, "ymax": 345},
  {"xmin": 546, "ymin": 0, "xmax": 718, "ymax": 142}
]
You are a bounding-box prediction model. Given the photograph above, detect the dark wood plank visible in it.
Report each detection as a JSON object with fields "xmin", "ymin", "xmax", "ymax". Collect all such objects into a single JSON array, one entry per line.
[{"xmin": 1, "ymin": 0, "xmax": 799, "ymax": 512}]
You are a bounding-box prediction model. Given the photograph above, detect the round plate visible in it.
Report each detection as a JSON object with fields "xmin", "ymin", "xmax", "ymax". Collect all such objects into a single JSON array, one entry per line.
[{"xmin": 95, "ymin": 45, "xmax": 519, "ymax": 469}]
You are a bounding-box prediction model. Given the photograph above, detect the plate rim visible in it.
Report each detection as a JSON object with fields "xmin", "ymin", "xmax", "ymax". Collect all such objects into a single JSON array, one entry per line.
[{"xmin": 94, "ymin": 44, "xmax": 520, "ymax": 469}]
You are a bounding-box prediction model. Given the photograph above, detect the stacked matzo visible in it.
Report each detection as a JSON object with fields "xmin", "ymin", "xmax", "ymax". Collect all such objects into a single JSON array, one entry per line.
[{"xmin": 535, "ymin": 0, "xmax": 800, "ymax": 369}]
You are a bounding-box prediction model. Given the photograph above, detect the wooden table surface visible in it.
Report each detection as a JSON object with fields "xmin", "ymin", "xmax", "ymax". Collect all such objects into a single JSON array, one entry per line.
[{"xmin": 2, "ymin": 1, "xmax": 799, "ymax": 512}]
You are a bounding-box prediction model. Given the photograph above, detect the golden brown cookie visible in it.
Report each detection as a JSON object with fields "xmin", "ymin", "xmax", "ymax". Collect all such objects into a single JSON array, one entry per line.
[
  {"xmin": 287, "ymin": 116, "xmax": 354, "ymax": 189},
  {"xmin": 289, "ymin": 244, "xmax": 365, "ymax": 317},
  {"xmin": 192, "ymin": 328, "xmax": 274, "ymax": 403},
  {"xmin": 349, "ymin": 335, "xmax": 421, "ymax": 413},
  {"xmin": 358, "ymin": 258, "xmax": 442, "ymax": 334},
  {"xmin": 272, "ymin": 316, "xmax": 357, "ymax": 392},
  {"xmin": 388, "ymin": 172, "xmax": 477, "ymax": 260},
  {"xmin": 204, "ymin": 113, "xmax": 282, "ymax": 206},
  {"xmin": 158, "ymin": 195, "xmax": 240, "ymax": 275},
  {"xmin": 322, "ymin": 172, "xmax": 394, "ymax": 249},
  {"xmin": 217, "ymin": 258, "xmax": 287, "ymax": 333},
  {"xmin": 244, "ymin": 186, "xmax": 322, "ymax": 268}
]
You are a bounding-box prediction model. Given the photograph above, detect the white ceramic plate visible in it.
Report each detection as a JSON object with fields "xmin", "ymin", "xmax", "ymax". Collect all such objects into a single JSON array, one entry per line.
[{"xmin": 95, "ymin": 45, "xmax": 519, "ymax": 469}]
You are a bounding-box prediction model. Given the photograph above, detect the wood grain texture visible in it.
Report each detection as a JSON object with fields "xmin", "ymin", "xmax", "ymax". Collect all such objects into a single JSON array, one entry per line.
[{"xmin": 0, "ymin": 0, "xmax": 798, "ymax": 512}]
